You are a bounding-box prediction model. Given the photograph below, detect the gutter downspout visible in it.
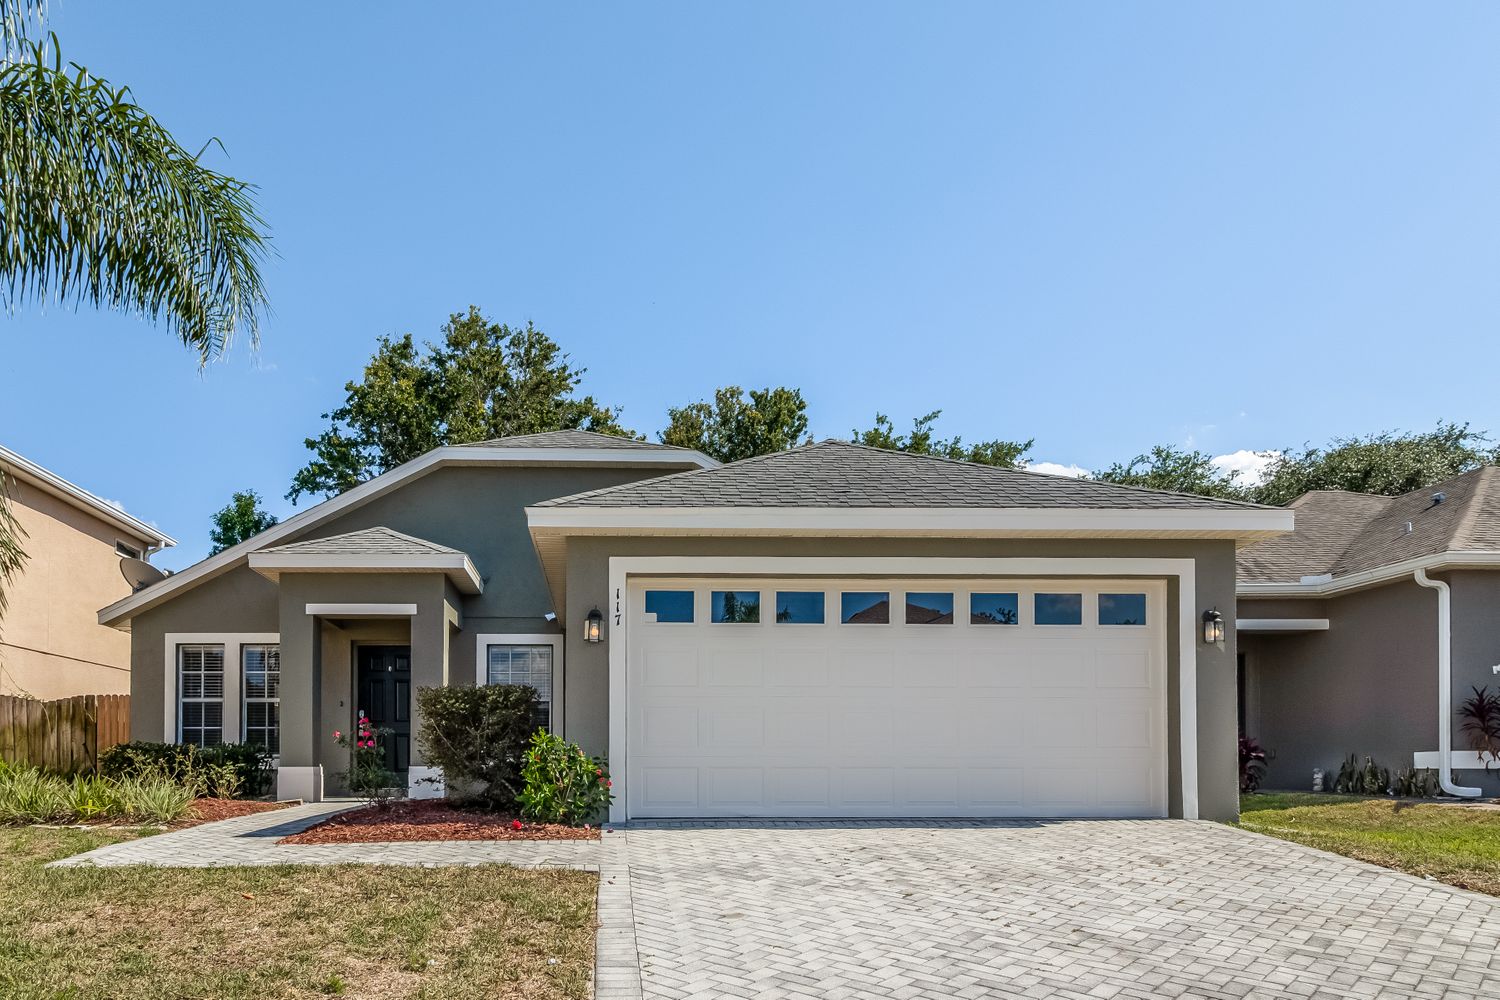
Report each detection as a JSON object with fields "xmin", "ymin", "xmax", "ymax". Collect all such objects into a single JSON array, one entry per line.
[{"xmin": 1414, "ymin": 568, "xmax": 1482, "ymax": 797}]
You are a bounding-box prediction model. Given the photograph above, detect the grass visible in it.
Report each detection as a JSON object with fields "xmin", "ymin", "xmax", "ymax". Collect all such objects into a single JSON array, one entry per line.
[
  {"xmin": 0, "ymin": 826, "xmax": 597, "ymax": 999},
  {"xmin": 1239, "ymin": 792, "xmax": 1500, "ymax": 896}
]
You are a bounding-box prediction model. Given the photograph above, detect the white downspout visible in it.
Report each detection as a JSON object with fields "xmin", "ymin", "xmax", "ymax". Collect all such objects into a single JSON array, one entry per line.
[{"xmin": 1414, "ymin": 568, "xmax": 1482, "ymax": 797}]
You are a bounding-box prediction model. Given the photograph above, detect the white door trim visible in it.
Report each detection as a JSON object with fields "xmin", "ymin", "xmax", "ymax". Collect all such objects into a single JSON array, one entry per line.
[{"xmin": 605, "ymin": 556, "xmax": 1200, "ymax": 823}]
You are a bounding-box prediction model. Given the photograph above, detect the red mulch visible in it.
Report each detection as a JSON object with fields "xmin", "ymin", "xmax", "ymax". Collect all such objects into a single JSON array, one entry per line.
[
  {"xmin": 176, "ymin": 798, "xmax": 291, "ymax": 828},
  {"xmin": 279, "ymin": 799, "xmax": 602, "ymax": 844}
]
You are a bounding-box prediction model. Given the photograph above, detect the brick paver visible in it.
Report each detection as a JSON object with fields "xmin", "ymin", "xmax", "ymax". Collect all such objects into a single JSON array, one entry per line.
[{"xmin": 619, "ymin": 819, "xmax": 1500, "ymax": 1000}]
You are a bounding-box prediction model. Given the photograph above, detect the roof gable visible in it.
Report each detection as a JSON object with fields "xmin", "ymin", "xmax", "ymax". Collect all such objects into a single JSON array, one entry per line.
[
  {"xmin": 258, "ymin": 526, "xmax": 462, "ymax": 556},
  {"xmin": 452, "ymin": 430, "xmax": 693, "ymax": 452}
]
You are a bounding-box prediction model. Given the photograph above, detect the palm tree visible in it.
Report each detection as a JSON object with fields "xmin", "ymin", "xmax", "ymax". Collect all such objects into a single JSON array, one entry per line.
[{"xmin": 0, "ymin": 1, "xmax": 270, "ymax": 616}]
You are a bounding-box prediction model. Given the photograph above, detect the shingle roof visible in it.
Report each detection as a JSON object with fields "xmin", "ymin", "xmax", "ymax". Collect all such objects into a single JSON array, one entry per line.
[
  {"xmin": 258, "ymin": 526, "xmax": 464, "ymax": 557},
  {"xmin": 451, "ymin": 430, "xmax": 691, "ymax": 452},
  {"xmin": 1236, "ymin": 466, "xmax": 1500, "ymax": 583},
  {"xmin": 536, "ymin": 440, "xmax": 1273, "ymax": 510}
]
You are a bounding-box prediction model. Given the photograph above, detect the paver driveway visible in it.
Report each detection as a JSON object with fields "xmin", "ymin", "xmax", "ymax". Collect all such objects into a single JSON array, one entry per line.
[{"xmin": 615, "ymin": 819, "xmax": 1500, "ymax": 1000}]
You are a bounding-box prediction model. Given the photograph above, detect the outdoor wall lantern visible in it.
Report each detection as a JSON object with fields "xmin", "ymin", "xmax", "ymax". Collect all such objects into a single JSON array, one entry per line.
[
  {"xmin": 1202, "ymin": 608, "xmax": 1225, "ymax": 645},
  {"xmin": 584, "ymin": 607, "xmax": 604, "ymax": 643}
]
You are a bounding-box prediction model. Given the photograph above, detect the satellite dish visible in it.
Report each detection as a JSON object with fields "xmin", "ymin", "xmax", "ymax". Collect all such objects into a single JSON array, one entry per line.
[{"xmin": 120, "ymin": 557, "xmax": 168, "ymax": 591}]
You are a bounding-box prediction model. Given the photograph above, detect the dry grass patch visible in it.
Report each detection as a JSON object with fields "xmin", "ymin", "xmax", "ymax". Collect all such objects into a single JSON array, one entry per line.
[
  {"xmin": 0, "ymin": 826, "xmax": 597, "ymax": 999},
  {"xmin": 1239, "ymin": 792, "xmax": 1500, "ymax": 896}
]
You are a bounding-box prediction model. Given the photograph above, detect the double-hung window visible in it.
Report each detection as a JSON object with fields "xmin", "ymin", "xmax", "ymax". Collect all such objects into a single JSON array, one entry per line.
[
  {"xmin": 242, "ymin": 644, "xmax": 281, "ymax": 755},
  {"xmin": 486, "ymin": 643, "xmax": 554, "ymax": 732},
  {"xmin": 178, "ymin": 644, "xmax": 225, "ymax": 746}
]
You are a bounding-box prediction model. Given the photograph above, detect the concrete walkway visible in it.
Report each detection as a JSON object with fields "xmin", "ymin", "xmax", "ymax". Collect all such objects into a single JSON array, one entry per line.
[{"xmin": 47, "ymin": 800, "xmax": 601, "ymax": 869}]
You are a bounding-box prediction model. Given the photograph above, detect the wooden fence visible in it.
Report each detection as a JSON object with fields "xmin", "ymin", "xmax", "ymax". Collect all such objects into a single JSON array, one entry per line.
[{"xmin": 0, "ymin": 694, "xmax": 130, "ymax": 774}]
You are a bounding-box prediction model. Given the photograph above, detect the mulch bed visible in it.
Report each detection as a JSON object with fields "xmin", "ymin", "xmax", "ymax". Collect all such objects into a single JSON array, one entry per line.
[
  {"xmin": 279, "ymin": 799, "xmax": 602, "ymax": 844},
  {"xmin": 179, "ymin": 798, "xmax": 291, "ymax": 827}
]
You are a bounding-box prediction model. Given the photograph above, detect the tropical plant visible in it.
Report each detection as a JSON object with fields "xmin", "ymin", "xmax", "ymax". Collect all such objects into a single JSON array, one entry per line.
[
  {"xmin": 0, "ymin": 764, "xmax": 64, "ymax": 822},
  {"xmin": 1390, "ymin": 767, "xmax": 1441, "ymax": 798},
  {"xmin": 99, "ymin": 741, "xmax": 273, "ymax": 798},
  {"xmin": 112, "ymin": 768, "xmax": 195, "ymax": 824},
  {"xmin": 414, "ymin": 684, "xmax": 539, "ymax": 809},
  {"xmin": 1239, "ymin": 735, "xmax": 1268, "ymax": 792},
  {"xmin": 1333, "ymin": 754, "xmax": 1391, "ymax": 796},
  {"xmin": 1458, "ymin": 685, "xmax": 1500, "ymax": 768},
  {"xmin": 334, "ymin": 715, "xmax": 399, "ymax": 805},
  {"xmin": 64, "ymin": 773, "xmax": 117, "ymax": 820},
  {"xmin": 517, "ymin": 730, "xmax": 612, "ymax": 826},
  {"xmin": 851, "ymin": 410, "xmax": 1033, "ymax": 468}
]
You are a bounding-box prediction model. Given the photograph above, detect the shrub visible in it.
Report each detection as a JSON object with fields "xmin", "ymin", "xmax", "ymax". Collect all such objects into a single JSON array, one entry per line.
[
  {"xmin": 334, "ymin": 716, "xmax": 399, "ymax": 805},
  {"xmin": 99, "ymin": 741, "xmax": 273, "ymax": 798},
  {"xmin": 1333, "ymin": 753, "xmax": 1391, "ymax": 795},
  {"xmin": 1391, "ymin": 766, "xmax": 1440, "ymax": 798},
  {"xmin": 0, "ymin": 766, "xmax": 67, "ymax": 823},
  {"xmin": 415, "ymin": 685, "xmax": 538, "ymax": 809},
  {"xmin": 1459, "ymin": 685, "xmax": 1500, "ymax": 768},
  {"xmin": 114, "ymin": 770, "xmax": 195, "ymax": 824},
  {"xmin": 65, "ymin": 774, "xmax": 120, "ymax": 821},
  {"xmin": 1239, "ymin": 735, "xmax": 1268, "ymax": 792},
  {"xmin": 517, "ymin": 731, "xmax": 612, "ymax": 826}
]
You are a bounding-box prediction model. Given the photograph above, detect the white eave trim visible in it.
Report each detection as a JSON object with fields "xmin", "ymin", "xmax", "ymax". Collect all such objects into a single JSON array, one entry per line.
[
  {"xmin": 1, "ymin": 443, "xmax": 175, "ymax": 549},
  {"xmin": 1236, "ymin": 618, "xmax": 1329, "ymax": 633},
  {"xmin": 525, "ymin": 504, "xmax": 1293, "ymax": 538},
  {"xmin": 248, "ymin": 552, "xmax": 483, "ymax": 594},
  {"xmin": 1237, "ymin": 550, "xmax": 1500, "ymax": 598},
  {"xmin": 305, "ymin": 603, "xmax": 418, "ymax": 617},
  {"xmin": 99, "ymin": 444, "xmax": 709, "ymax": 627}
]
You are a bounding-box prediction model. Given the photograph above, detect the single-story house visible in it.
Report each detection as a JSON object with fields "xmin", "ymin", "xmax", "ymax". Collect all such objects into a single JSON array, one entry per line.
[
  {"xmin": 1237, "ymin": 466, "xmax": 1500, "ymax": 795},
  {"xmin": 99, "ymin": 431, "xmax": 1291, "ymax": 823},
  {"xmin": 2, "ymin": 443, "xmax": 175, "ymax": 699}
]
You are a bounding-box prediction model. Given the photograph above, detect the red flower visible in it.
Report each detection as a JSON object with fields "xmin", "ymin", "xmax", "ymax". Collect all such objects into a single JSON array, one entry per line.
[{"xmin": 511, "ymin": 819, "xmax": 523, "ymax": 830}]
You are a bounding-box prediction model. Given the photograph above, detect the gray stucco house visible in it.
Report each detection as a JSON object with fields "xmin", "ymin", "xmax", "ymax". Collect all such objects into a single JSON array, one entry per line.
[
  {"xmin": 1238, "ymin": 466, "xmax": 1500, "ymax": 796},
  {"xmin": 99, "ymin": 431, "xmax": 1291, "ymax": 823}
]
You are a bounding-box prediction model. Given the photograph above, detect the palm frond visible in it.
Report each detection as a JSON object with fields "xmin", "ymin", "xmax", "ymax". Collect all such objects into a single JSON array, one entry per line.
[
  {"xmin": 0, "ymin": 471, "xmax": 29, "ymax": 623},
  {"xmin": 0, "ymin": 40, "xmax": 269, "ymax": 363}
]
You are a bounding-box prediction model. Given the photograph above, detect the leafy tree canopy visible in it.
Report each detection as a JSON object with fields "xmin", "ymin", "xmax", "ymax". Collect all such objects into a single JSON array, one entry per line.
[
  {"xmin": 1252, "ymin": 422, "xmax": 1498, "ymax": 507},
  {"xmin": 288, "ymin": 307, "xmax": 631, "ymax": 502},
  {"xmin": 1091, "ymin": 445, "xmax": 1250, "ymax": 501},
  {"xmin": 661, "ymin": 386, "xmax": 810, "ymax": 463},
  {"xmin": 208, "ymin": 490, "xmax": 279, "ymax": 555},
  {"xmin": 851, "ymin": 410, "xmax": 1033, "ymax": 468}
]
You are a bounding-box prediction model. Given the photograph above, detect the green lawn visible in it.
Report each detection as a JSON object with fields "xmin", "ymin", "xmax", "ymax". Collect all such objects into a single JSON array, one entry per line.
[
  {"xmin": 0, "ymin": 826, "xmax": 597, "ymax": 999},
  {"xmin": 1239, "ymin": 792, "xmax": 1500, "ymax": 896}
]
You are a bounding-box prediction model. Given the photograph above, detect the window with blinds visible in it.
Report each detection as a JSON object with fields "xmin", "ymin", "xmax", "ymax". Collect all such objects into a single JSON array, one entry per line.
[
  {"xmin": 486, "ymin": 644, "xmax": 553, "ymax": 731},
  {"xmin": 178, "ymin": 644, "xmax": 225, "ymax": 747},
  {"xmin": 242, "ymin": 644, "xmax": 281, "ymax": 755}
]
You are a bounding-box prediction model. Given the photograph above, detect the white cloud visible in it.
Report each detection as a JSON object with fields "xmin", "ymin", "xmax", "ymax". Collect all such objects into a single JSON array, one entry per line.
[
  {"xmin": 1025, "ymin": 461, "xmax": 1089, "ymax": 479},
  {"xmin": 100, "ymin": 497, "xmax": 127, "ymax": 512},
  {"xmin": 1211, "ymin": 449, "xmax": 1279, "ymax": 486}
]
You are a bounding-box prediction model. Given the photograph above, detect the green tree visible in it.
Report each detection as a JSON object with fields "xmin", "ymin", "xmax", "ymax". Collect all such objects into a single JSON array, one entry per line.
[
  {"xmin": 1250, "ymin": 422, "xmax": 1498, "ymax": 506},
  {"xmin": 661, "ymin": 386, "xmax": 810, "ymax": 463},
  {"xmin": 851, "ymin": 411, "xmax": 1033, "ymax": 468},
  {"xmin": 1092, "ymin": 445, "xmax": 1251, "ymax": 500},
  {"xmin": 208, "ymin": 490, "xmax": 279, "ymax": 555},
  {"xmin": 0, "ymin": 2, "xmax": 269, "ymax": 620},
  {"xmin": 289, "ymin": 307, "xmax": 630, "ymax": 502}
]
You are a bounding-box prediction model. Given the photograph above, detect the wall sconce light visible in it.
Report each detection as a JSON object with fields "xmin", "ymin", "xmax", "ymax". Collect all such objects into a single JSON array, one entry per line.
[
  {"xmin": 584, "ymin": 607, "xmax": 604, "ymax": 644},
  {"xmin": 1202, "ymin": 608, "xmax": 1225, "ymax": 645}
]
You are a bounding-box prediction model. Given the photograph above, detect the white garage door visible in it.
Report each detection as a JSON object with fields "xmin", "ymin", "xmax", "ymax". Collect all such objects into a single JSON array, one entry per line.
[{"xmin": 626, "ymin": 578, "xmax": 1167, "ymax": 819}]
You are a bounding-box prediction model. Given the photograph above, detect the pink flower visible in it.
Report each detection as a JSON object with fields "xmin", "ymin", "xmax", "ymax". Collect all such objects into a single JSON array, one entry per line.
[
  {"xmin": 333, "ymin": 730, "xmax": 341, "ymax": 740},
  {"xmin": 606, "ymin": 780, "xmax": 613, "ymax": 788}
]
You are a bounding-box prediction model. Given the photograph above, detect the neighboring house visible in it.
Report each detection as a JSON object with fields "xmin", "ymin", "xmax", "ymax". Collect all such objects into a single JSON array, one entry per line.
[
  {"xmin": 98, "ymin": 430, "xmax": 1290, "ymax": 822},
  {"xmin": 1237, "ymin": 466, "xmax": 1500, "ymax": 794},
  {"xmin": 1, "ymin": 444, "xmax": 175, "ymax": 700}
]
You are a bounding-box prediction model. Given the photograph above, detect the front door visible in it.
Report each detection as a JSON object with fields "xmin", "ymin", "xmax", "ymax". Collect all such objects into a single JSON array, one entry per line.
[{"xmin": 356, "ymin": 646, "xmax": 411, "ymax": 777}]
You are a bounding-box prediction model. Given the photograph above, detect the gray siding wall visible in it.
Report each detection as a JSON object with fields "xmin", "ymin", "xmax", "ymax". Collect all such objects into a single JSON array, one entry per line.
[{"xmin": 560, "ymin": 536, "xmax": 1240, "ymax": 822}]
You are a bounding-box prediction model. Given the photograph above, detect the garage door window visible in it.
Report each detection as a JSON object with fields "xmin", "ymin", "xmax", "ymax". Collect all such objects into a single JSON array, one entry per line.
[
  {"xmin": 841, "ymin": 591, "xmax": 890, "ymax": 624},
  {"xmin": 905, "ymin": 592, "xmax": 953, "ymax": 624},
  {"xmin": 1035, "ymin": 593, "xmax": 1083, "ymax": 625},
  {"xmin": 970, "ymin": 593, "xmax": 1019, "ymax": 625},
  {"xmin": 1099, "ymin": 593, "xmax": 1148, "ymax": 626},
  {"xmin": 644, "ymin": 590, "xmax": 694, "ymax": 623},
  {"xmin": 711, "ymin": 590, "xmax": 761, "ymax": 624},
  {"xmin": 774, "ymin": 591, "xmax": 825, "ymax": 624}
]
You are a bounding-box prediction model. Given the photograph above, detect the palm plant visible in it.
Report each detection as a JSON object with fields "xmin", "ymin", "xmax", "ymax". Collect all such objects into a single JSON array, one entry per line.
[{"xmin": 0, "ymin": 0, "xmax": 270, "ymax": 617}]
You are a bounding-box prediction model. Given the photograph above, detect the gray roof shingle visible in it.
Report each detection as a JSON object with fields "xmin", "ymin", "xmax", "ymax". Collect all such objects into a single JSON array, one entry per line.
[
  {"xmin": 451, "ymin": 430, "xmax": 692, "ymax": 452},
  {"xmin": 536, "ymin": 440, "xmax": 1273, "ymax": 510},
  {"xmin": 259, "ymin": 526, "xmax": 465, "ymax": 557},
  {"xmin": 1236, "ymin": 466, "xmax": 1500, "ymax": 583}
]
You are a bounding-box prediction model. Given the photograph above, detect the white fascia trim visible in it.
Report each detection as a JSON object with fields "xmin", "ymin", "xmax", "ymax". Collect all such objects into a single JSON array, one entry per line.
[
  {"xmin": 100, "ymin": 445, "xmax": 708, "ymax": 627},
  {"xmin": 603, "ymin": 556, "xmax": 1201, "ymax": 823},
  {"xmin": 1237, "ymin": 551, "xmax": 1500, "ymax": 599},
  {"xmin": 528, "ymin": 505, "xmax": 1293, "ymax": 538},
  {"xmin": 1235, "ymin": 618, "xmax": 1330, "ymax": 633},
  {"xmin": 249, "ymin": 552, "xmax": 483, "ymax": 594},
  {"xmin": 305, "ymin": 603, "xmax": 417, "ymax": 617},
  {"xmin": 1413, "ymin": 750, "xmax": 1499, "ymax": 770},
  {"xmin": 162, "ymin": 632, "xmax": 279, "ymax": 744},
  {"xmin": 1, "ymin": 443, "xmax": 176, "ymax": 549}
]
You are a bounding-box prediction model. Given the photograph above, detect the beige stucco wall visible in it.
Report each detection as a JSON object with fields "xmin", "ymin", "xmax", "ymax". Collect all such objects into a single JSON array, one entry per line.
[{"xmin": 1, "ymin": 478, "xmax": 157, "ymax": 700}]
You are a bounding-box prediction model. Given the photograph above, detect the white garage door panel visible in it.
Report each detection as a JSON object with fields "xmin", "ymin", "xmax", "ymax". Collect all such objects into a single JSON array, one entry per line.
[{"xmin": 627, "ymin": 578, "xmax": 1167, "ymax": 819}]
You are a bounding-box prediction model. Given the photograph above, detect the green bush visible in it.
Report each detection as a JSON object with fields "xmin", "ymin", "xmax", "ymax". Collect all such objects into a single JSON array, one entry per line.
[
  {"xmin": 517, "ymin": 731, "xmax": 612, "ymax": 826},
  {"xmin": 114, "ymin": 771, "xmax": 195, "ymax": 824},
  {"xmin": 99, "ymin": 741, "xmax": 272, "ymax": 798},
  {"xmin": 415, "ymin": 685, "xmax": 539, "ymax": 809},
  {"xmin": 0, "ymin": 764, "xmax": 194, "ymax": 825},
  {"xmin": 64, "ymin": 774, "xmax": 119, "ymax": 821},
  {"xmin": 0, "ymin": 766, "xmax": 67, "ymax": 823}
]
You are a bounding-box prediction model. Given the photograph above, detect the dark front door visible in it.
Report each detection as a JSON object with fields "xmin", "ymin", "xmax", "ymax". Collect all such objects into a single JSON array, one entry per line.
[{"xmin": 356, "ymin": 646, "xmax": 411, "ymax": 777}]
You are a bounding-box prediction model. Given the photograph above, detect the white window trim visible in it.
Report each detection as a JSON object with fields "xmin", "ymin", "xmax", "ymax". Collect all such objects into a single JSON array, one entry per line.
[
  {"xmin": 163, "ymin": 633, "xmax": 279, "ymax": 744},
  {"xmin": 240, "ymin": 642, "xmax": 282, "ymax": 758},
  {"xmin": 606, "ymin": 556, "xmax": 1199, "ymax": 824},
  {"xmin": 474, "ymin": 633, "xmax": 564, "ymax": 735}
]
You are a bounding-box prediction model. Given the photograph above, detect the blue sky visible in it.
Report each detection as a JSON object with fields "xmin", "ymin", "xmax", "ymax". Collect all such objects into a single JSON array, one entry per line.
[{"xmin": 5, "ymin": 2, "xmax": 1500, "ymax": 568}]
